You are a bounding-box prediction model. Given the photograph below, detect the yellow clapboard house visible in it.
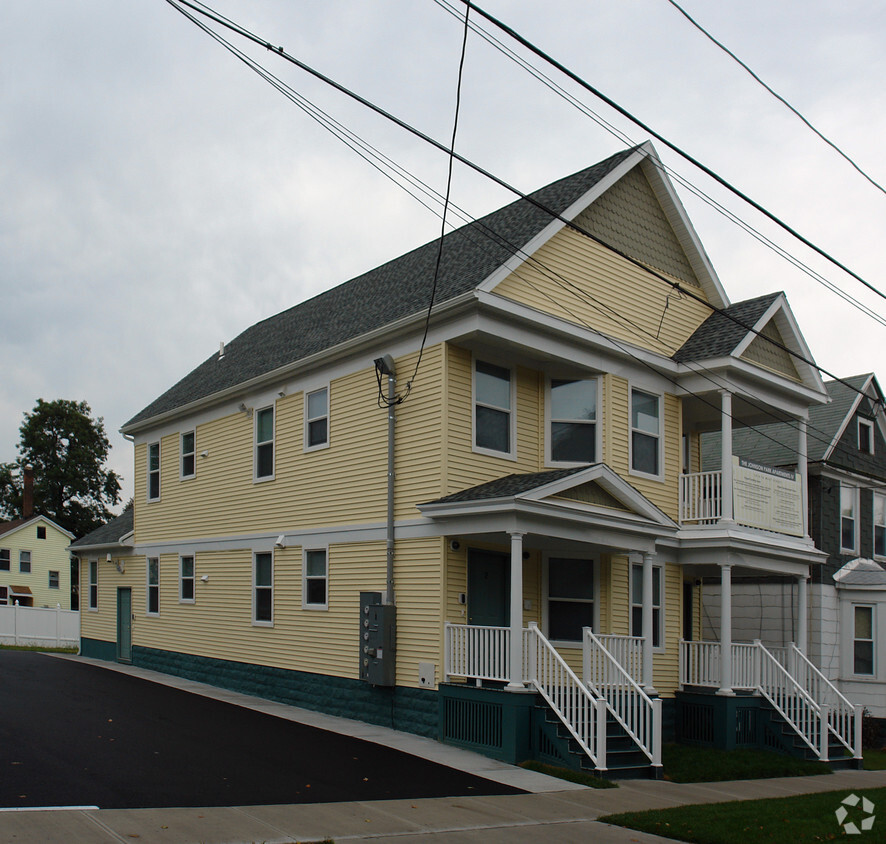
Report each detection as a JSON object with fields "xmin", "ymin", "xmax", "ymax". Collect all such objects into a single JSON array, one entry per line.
[{"xmin": 79, "ymin": 143, "xmax": 863, "ymax": 775}]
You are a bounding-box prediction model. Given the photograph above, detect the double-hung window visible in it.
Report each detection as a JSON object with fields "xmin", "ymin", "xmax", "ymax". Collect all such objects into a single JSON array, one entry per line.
[
  {"xmin": 853, "ymin": 605, "xmax": 874, "ymax": 675},
  {"xmin": 549, "ymin": 378, "xmax": 598, "ymax": 464},
  {"xmin": 841, "ymin": 485, "xmax": 858, "ymax": 553},
  {"xmin": 19, "ymin": 550, "xmax": 31, "ymax": 574},
  {"xmin": 49, "ymin": 570, "xmax": 59, "ymax": 589},
  {"xmin": 255, "ymin": 406, "xmax": 275, "ymax": 480},
  {"xmin": 0, "ymin": 549, "xmax": 9, "ymax": 571},
  {"xmin": 474, "ymin": 360, "xmax": 513, "ymax": 455},
  {"xmin": 303, "ymin": 548, "xmax": 328, "ymax": 609},
  {"xmin": 547, "ymin": 557, "xmax": 595, "ymax": 642},
  {"xmin": 180, "ymin": 555, "xmax": 195, "ymax": 603},
  {"xmin": 305, "ymin": 388, "xmax": 329, "ymax": 449},
  {"xmin": 147, "ymin": 441, "xmax": 161, "ymax": 500},
  {"xmin": 631, "ymin": 563, "xmax": 663, "ymax": 648},
  {"xmin": 859, "ymin": 419, "xmax": 874, "ymax": 454},
  {"xmin": 253, "ymin": 552, "xmax": 273, "ymax": 625},
  {"xmin": 181, "ymin": 431, "xmax": 196, "ymax": 479},
  {"xmin": 88, "ymin": 560, "xmax": 98, "ymax": 610},
  {"xmin": 874, "ymin": 493, "xmax": 886, "ymax": 559},
  {"xmin": 146, "ymin": 557, "xmax": 159, "ymax": 615},
  {"xmin": 631, "ymin": 389, "xmax": 661, "ymax": 477}
]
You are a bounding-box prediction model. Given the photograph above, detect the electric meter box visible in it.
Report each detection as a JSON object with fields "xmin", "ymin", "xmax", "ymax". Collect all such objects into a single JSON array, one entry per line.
[{"xmin": 359, "ymin": 591, "xmax": 396, "ymax": 686}]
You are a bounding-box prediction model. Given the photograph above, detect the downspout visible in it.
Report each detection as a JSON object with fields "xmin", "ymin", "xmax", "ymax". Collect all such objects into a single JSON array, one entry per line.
[{"xmin": 375, "ymin": 355, "xmax": 397, "ymax": 605}]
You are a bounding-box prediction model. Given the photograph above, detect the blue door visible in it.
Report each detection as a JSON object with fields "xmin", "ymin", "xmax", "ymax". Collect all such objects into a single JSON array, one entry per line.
[
  {"xmin": 467, "ymin": 549, "xmax": 509, "ymax": 626},
  {"xmin": 117, "ymin": 587, "xmax": 132, "ymax": 663}
]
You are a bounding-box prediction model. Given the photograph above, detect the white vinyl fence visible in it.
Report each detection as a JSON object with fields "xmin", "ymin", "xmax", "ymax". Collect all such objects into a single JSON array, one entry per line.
[{"xmin": 0, "ymin": 603, "xmax": 79, "ymax": 648}]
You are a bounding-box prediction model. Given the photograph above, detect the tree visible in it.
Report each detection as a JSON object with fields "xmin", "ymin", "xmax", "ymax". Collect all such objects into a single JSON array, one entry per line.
[{"xmin": 0, "ymin": 399, "xmax": 122, "ymax": 538}]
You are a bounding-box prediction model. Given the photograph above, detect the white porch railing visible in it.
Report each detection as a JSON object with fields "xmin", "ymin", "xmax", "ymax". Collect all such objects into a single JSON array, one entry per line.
[
  {"xmin": 595, "ymin": 634, "xmax": 644, "ymax": 683},
  {"xmin": 680, "ymin": 639, "xmax": 862, "ymax": 761},
  {"xmin": 445, "ymin": 622, "xmax": 510, "ymax": 683},
  {"xmin": 679, "ymin": 471, "xmax": 722, "ymax": 524},
  {"xmin": 524, "ymin": 623, "xmax": 607, "ymax": 770},
  {"xmin": 583, "ymin": 629, "xmax": 661, "ymax": 766}
]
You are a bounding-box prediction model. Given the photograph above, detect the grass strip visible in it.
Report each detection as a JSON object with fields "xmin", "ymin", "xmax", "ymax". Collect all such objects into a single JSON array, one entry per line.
[
  {"xmin": 661, "ymin": 743, "xmax": 831, "ymax": 782},
  {"xmin": 864, "ymin": 749, "xmax": 886, "ymax": 770},
  {"xmin": 519, "ymin": 760, "xmax": 618, "ymax": 788},
  {"xmin": 601, "ymin": 787, "xmax": 886, "ymax": 844}
]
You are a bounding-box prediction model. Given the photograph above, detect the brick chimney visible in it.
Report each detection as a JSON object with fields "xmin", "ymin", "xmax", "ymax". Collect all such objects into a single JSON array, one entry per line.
[{"xmin": 22, "ymin": 465, "xmax": 34, "ymax": 519}]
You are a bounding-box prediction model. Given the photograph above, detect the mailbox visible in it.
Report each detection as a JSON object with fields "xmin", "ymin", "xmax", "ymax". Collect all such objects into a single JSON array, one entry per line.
[{"xmin": 359, "ymin": 591, "xmax": 396, "ymax": 686}]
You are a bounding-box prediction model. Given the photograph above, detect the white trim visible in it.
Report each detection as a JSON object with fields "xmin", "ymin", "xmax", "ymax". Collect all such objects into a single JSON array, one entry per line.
[
  {"xmin": 253, "ymin": 404, "xmax": 276, "ymax": 483},
  {"xmin": 472, "ymin": 356, "xmax": 516, "ymax": 460},
  {"xmin": 179, "ymin": 553, "xmax": 195, "ymax": 604},
  {"xmin": 858, "ymin": 418, "xmax": 875, "ymax": 455},
  {"xmin": 630, "ymin": 560, "xmax": 665, "ymax": 651},
  {"xmin": 0, "ymin": 515, "xmax": 75, "ymax": 542},
  {"xmin": 88, "ymin": 559, "xmax": 98, "ymax": 611},
  {"xmin": 18, "ymin": 549, "xmax": 31, "ymax": 574},
  {"xmin": 180, "ymin": 430, "xmax": 196, "ymax": 480},
  {"xmin": 629, "ymin": 385, "xmax": 664, "ymax": 481},
  {"xmin": 840, "ymin": 483, "xmax": 859, "ymax": 554},
  {"xmin": 304, "ymin": 385, "xmax": 330, "ymax": 452},
  {"xmin": 851, "ymin": 603, "xmax": 876, "ymax": 678},
  {"xmin": 146, "ymin": 556, "xmax": 160, "ymax": 617},
  {"xmin": 147, "ymin": 441, "xmax": 161, "ymax": 502},
  {"xmin": 542, "ymin": 553, "xmax": 599, "ymax": 646},
  {"xmin": 544, "ymin": 375, "xmax": 601, "ymax": 467},
  {"xmin": 302, "ymin": 546, "xmax": 329, "ymax": 610},
  {"xmin": 823, "ymin": 374, "xmax": 874, "ymax": 462},
  {"xmin": 252, "ymin": 550, "xmax": 274, "ymax": 626}
]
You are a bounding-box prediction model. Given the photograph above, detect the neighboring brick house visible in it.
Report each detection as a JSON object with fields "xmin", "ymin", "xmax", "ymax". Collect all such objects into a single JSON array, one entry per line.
[{"xmin": 702, "ymin": 374, "xmax": 886, "ymax": 718}]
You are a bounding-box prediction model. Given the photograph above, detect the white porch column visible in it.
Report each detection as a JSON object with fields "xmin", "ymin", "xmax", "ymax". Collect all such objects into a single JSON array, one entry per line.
[
  {"xmin": 717, "ymin": 563, "xmax": 734, "ymax": 695},
  {"xmin": 506, "ymin": 531, "xmax": 526, "ymax": 691},
  {"xmin": 797, "ymin": 574, "xmax": 809, "ymax": 655},
  {"xmin": 642, "ymin": 552, "xmax": 657, "ymax": 693},
  {"xmin": 798, "ymin": 416, "xmax": 809, "ymax": 537},
  {"xmin": 720, "ymin": 390, "xmax": 733, "ymax": 522}
]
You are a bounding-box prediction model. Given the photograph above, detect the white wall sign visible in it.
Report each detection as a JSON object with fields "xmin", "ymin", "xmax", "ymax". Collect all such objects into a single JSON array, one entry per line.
[{"xmin": 733, "ymin": 456, "xmax": 804, "ymax": 537}]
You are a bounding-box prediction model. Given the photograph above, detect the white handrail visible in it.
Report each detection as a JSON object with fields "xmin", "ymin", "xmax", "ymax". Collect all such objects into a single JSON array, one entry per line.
[
  {"xmin": 785, "ymin": 644, "xmax": 861, "ymax": 759},
  {"xmin": 584, "ymin": 629, "xmax": 661, "ymax": 766},
  {"xmin": 680, "ymin": 471, "xmax": 722, "ymax": 524},
  {"xmin": 444, "ymin": 622, "xmax": 510, "ymax": 682},
  {"xmin": 680, "ymin": 639, "xmax": 722, "ymax": 687},
  {"xmin": 525, "ymin": 622, "xmax": 607, "ymax": 769},
  {"xmin": 596, "ymin": 634, "xmax": 644, "ymax": 682}
]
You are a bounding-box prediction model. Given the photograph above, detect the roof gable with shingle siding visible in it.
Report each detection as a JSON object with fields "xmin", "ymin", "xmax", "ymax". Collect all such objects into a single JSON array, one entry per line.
[{"xmin": 124, "ymin": 149, "xmax": 637, "ymax": 430}]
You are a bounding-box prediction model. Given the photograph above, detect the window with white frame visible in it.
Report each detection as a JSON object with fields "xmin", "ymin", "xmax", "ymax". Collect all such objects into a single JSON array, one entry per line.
[
  {"xmin": 37, "ymin": 526, "xmax": 46, "ymax": 539},
  {"xmin": 474, "ymin": 360, "xmax": 513, "ymax": 455},
  {"xmin": 19, "ymin": 550, "xmax": 31, "ymax": 573},
  {"xmin": 180, "ymin": 555, "xmax": 195, "ymax": 603},
  {"xmin": 547, "ymin": 557, "xmax": 594, "ymax": 642},
  {"xmin": 631, "ymin": 389, "xmax": 661, "ymax": 476},
  {"xmin": 853, "ymin": 605, "xmax": 874, "ymax": 675},
  {"xmin": 549, "ymin": 378, "xmax": 597, "ymax": 464},
  {"xmin": 181, "ymin": 431, "xmax": 196, "ymax": 478},
  {"xmin": 88, "ymin": 560, "xmax": 98, "ymax": 610},
  {"xmin": 303, "ymin": 548, "xmax": 328, "ymax": 609},
  {"xmin": 875, "ymin": 493, "xmax": 886, "ymax": 559},
  {"xmin": 840, "ymin": 485, "xmax": 858, "ymax": 553},
  {"xmin": 305, "ymin": 387, "xmax": 329, "ymax": 449},
  {"xmin": 146, "ymin": 557, "xmax": 159, "ymax": 615},
  {"xmin": 858, "ymin": 419, "xmax": 874, "ymax": 455},
  {"xmin": 0, "ymin": 549, "xmax": 9, "ymax": 571},
  {"xmin": 255, "ymin": 407, "xmax": 274, "ymax": 480},
  {"xmin": 253, "ymin": 551, "xmax": 273, "ymax": 624},
  {"xmin": 49, "ymin": 570, "xmax": 59, "ymax": 589},
  {"xmin": 147, "ymin": 441, "xmax": 161, "ymax": 500},
  {"xmin": 631, "ymin": 562, "xmax": 663, "ymax": 647}
]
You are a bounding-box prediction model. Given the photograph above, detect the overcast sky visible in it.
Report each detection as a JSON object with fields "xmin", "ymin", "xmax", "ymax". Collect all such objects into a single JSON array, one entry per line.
[{"xmin": 2, "ymin": 0, "xmax": 885, "ymax": 509}]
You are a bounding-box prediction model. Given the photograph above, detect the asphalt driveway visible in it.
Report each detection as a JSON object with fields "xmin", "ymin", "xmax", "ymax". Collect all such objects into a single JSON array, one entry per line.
[{"xmin": 0, "ymin": 651, "xmax": 522, "ymax": 810}]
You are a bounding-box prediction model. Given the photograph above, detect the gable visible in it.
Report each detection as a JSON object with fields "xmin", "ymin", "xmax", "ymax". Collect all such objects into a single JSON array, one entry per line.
[
  {"xmin": 552, "ymin": 481, "xmax": 629, "ymax": 511},
  {"xmin": 739, "ymin": 318, "xmax": 801, "ymax": 381},
  {"xmin": 572, "ymin": 164, "xmax": 700, "ymax": 288}
]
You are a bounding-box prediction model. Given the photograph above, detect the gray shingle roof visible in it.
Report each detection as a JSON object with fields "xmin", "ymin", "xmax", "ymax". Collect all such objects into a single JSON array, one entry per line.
[
  {"xmin": 124, "ymin": 148, "xmax": 638, "ymax": 430},
  {"xmin": 835, "ymin": 558, "xmax": 886, "ymax": 587},
  {"xmin": 423, "ymin": 467, "xmax": 587, "ymax": 505},
  {"xmin": 70, "ymin": 509, "xmax": 134, "ymax": 548},
  {"xmin": 673, "ymin": 293, "xmax": 780, "ymax": 363},
  {"xmin": 702, "ymin": 374, "xmax": 872, "ymax": 469}
]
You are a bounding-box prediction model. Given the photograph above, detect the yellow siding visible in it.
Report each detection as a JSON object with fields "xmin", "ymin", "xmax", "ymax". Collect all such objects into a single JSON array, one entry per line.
[
  {"xmin": 1, "ymin": 520, "xmax": 72, "ymax": 609},
  {"xmin": 135, "ymin": 347, "xmax": 446, "ymax": 543},
  {"xmin": 492, "ymin": 227, "xmax": 712, "ymax": 357},
  {"xmin": 654, "ymin": 562, "xmax": 683, "ymax": 696}
]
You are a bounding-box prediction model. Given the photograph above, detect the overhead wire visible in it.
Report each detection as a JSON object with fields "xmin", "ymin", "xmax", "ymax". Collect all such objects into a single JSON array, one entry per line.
[
  {"xmin": 452, "ymin": 0, "xmax": 886, "ymax": 305},
  {"xmin": 431, "ymin": 0, "xmax": 886, "ymax": 330},
  {"xmin": 663, "ymin": 0, "xmax": 886, "ymax": 199}
]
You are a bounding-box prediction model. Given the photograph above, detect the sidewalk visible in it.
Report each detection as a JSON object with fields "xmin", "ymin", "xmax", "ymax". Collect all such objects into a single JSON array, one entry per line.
[{"xmin": 3, "ymin": 656, "xmax": 884, "ymax": 843}]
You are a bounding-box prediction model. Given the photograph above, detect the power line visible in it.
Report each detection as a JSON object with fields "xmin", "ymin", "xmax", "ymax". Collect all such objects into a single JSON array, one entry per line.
[
  {"xmin": 663, "ymin": 0, "xmax": 886, "ymax": 199},
  {"xmin": 452, "ymin": 0, "xmax": 886, "ymax": 305},
  {"xmin": 164, "ymin": 0, "xmax": 873, "ymax": 404}
]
